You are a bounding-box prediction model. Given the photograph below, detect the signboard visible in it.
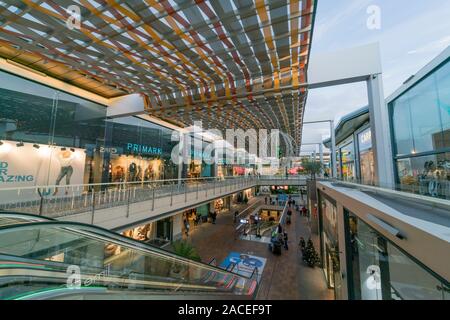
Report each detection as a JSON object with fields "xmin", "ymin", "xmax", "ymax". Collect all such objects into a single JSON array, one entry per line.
[{"xmin": 0, "ymin": 140, "xmax": 86, "ymax": 202}]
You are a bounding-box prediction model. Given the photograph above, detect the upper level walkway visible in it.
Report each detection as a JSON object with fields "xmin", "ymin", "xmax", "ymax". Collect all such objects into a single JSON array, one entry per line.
[{"xmin": 0, "ymin": 176, "xmax": 307, "ymax": 230}]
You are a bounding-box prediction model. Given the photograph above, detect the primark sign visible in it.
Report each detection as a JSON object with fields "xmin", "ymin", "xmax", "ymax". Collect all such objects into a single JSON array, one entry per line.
[{"xmin": 126, "ymin": 143, "xmax": 162, "ymax": 156}]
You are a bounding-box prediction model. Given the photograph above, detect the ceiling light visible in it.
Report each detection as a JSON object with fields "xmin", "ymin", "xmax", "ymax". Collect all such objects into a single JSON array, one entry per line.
[
  {"xmin": 70, "ymin": 148, "xmax": 75, "ymax": 152},
  {"xmin": 33, "ymin": 143, "xmax": 40, "ymax": 149},
  {"xmin": 16, "ymin": 141, "xmax": 24, "ymax": 147},
  {"xmin": 61, "ymin": 147, "xmax": 67, "ymax": 151},
  {"xmin": 0, "ymin": 141, "xmax": 3, "ymax": 146}
]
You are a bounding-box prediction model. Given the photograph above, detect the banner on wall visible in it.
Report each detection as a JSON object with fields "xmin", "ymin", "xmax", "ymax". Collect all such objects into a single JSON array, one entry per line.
[{"xmin": 0, "ymin": 140, "xmax": 86, "ymax": 202}]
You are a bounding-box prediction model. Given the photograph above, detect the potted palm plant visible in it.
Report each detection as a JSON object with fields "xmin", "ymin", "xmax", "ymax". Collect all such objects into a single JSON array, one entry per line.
[{"xmin": 170, "ymin": 241, "xmax": 202, "ymax": 279}]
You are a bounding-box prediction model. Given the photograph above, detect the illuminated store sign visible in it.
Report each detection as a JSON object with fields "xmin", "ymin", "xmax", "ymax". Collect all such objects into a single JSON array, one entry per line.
[
  {"xmin": 126, "ymin": 143, "xmax": 162, "ymax": 155},
  {"xmin": 358, "ymin": 129, "xmax": 372, "ymax": 151}
]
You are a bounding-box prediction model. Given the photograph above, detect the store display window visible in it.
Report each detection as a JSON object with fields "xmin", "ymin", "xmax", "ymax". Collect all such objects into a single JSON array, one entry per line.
[
  {"xmin": 357, "ymin": 127, "xmax": 375, "ymax": 185},
  {"xmin": 318, "ymin": 191, "xmax": 342, "ymax": 298},
  {"xmin": 339, "ymin": 141, "xmax": 356, "ymax": 181}
]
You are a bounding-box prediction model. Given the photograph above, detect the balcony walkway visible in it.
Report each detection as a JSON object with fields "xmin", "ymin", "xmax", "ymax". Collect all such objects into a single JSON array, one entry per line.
[
  {"xmin": 0, "ymin": 176, "xmax": 307, "ymax": 230},
  {"xmin": 182, "ymin": 196, "xmax": 333, "ymax": 300}
]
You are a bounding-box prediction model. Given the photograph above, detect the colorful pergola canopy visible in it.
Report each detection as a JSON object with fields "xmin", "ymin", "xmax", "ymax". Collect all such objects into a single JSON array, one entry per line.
[{"xmin": 0, "ymin": 0, "xmax": 316, "ymax": 150}]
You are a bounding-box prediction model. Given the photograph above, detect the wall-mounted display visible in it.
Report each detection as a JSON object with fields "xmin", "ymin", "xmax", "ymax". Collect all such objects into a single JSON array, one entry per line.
[{"xmin": 0, "ymin": 140, "xmax": 86, "ymax": 201}]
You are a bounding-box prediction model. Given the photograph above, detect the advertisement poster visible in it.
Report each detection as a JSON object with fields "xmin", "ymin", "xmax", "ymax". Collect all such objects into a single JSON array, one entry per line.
[
  {"xmin": 220, "ymin": 252, "xmax": 266, "ymax": 282},
  {"xmin": 0, "ymin": 140, "xmax": 86, "ymax": 203}
]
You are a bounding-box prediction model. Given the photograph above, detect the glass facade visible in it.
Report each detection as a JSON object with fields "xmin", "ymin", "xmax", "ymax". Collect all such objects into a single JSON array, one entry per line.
[
  {"xmin": 338, "ymin": 140, "xmax": 356, "ymax": 181},
  {"xmin": 318, "ymin": 191, "xmax": 342, "ymax": 299},
  {"xmin": 345, "ymin": 209, "xmax": 449, "ymax": 300},
  {"xmin": 390, "ymin": 58, "xmax": 450, "ymax": 199},
  {"xmin": 357, "ymin": 127, "xmax": 375, "ymax": 185},
  {"xmin": 0, "ymin": 70, "xmax": 180, "ymax": 191}
]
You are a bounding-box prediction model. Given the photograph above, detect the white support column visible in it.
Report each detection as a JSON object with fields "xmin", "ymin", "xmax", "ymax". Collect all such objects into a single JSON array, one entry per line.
[
  {"xmin": 319, "ymin": 143, "xmax": 324, "ymax": 176},
  {"xmin": 330, "ymin": 120, "xmax": 337, "ymax": 178},
  {"xmin": 367, "ymin": 74, "xmax": 394, "ymax": 188}
]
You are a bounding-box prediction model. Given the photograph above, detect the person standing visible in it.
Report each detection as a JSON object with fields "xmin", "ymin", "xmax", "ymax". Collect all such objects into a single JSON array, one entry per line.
[
  {"xmin": 283, "ymin": 232, "xmax": 288, "ymax": 250},
  {"xmin": 265, "ymin": 196, "xmax": 268, "ymax": 205},
  {"xmin": 184, "ymin": 218, "xmax": 190, "ymax": 237},
  {"xmin": 234, "ymin": 210, "xmax": 239, "ymax": 223},
  {"xmin": 301, "ymin": 206, "xmax": 307, "ymax": 217}
]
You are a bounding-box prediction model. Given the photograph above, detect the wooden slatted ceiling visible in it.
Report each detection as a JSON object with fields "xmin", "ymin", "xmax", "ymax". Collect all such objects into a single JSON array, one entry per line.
[{"xmin": 0, "ymin": 0, "xmax": 315, "ymax": 150}]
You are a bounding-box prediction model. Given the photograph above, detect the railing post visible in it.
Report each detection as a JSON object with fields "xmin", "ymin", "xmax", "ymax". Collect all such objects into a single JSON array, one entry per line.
[
  {"xmin": 91, "ymin": 189, "xmax": 95, "ymax": 224},
  {"xmin": 170, "ymin": 182, "xmax": 174, "ymax": 206},
  {"xmin": 184, "ymin": 181, "xmax": 187, "ymax": 202},
  {"xmin": 126, "ymin": 187, "xmax": 131, "ymax": 218},
  {"xmin": 152, "ymin": 186, "xmax": 155, "ymax": 211},
  {"xmin": 196, "ymin": 182, "xmax": 199, "ymax": 199}
]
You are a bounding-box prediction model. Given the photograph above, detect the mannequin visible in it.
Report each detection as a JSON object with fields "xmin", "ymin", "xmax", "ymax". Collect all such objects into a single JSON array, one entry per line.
[{"xmin": 128, "ymin": 162, "xmax": 137, "ymax": 181}]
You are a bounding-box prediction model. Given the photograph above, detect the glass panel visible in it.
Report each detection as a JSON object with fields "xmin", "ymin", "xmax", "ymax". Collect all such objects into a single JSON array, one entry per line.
[
  {"xmin": 408, "ymin": 74, "xmax": 442, "ymax": 154},
  {"xmin": 391, "ymin": 95, "xmax": 414, "ymax": 155},
  {"xmin": 339, "ymin": 141, "xmax": 355, "ymax": 181},
  {"xmin": 0, "ymin": 222, "xmax": 257, "ymax": 299},
  {"xmin": 386, "ymin": 242, "xmax": 445, "ymax": 300},
  {"xmin": 358, "ymin": 128, "xmax": 375, "ymax": 185},
  {"xmin": 396, "ymin": 152, "xmax": 450, "ymax": 199},
  {"xmin": 346, "ymin": 211, "xmax": 448, "ymax": 300},
  {"xmin": 435, "ymin": 59, "xmax": 450, "ymax": 147}
]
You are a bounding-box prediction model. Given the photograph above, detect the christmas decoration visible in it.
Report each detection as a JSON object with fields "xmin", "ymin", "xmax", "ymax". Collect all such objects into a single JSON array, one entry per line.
[{"xmin": 302, "ymin": 239, "xmax": 320, "ymax": 268}]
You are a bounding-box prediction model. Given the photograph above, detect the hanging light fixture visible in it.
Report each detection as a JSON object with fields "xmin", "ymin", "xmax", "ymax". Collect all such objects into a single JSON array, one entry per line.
[
  {"xmin": 0, "ymin": 141, "xmax": 3, "ymax": 146},
  {"xmin": 16, "ymin": 141, "xmax": 24, "ymax": 147},
  {"xmin": 33, "ymin": 143, "xmax": 40, "ymax": 149}
]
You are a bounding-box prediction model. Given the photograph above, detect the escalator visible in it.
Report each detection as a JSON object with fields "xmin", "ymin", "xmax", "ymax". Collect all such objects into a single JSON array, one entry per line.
[{"xmin": 0, "ymin": 212, "xmax": 258, "ymax": 300}]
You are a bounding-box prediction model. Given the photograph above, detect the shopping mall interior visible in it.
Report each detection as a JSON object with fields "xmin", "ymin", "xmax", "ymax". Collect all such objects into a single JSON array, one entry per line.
[{"xmin": 0, "ymin": 0, "xmax": 448, "ymax": 302}]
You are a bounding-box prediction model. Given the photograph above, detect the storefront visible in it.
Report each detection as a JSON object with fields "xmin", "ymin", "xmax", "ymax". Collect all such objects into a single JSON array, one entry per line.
[
  {"xmin": 339, "ymin": 141, "xmax": 356, "ymax": 181},
  {"xmin": 0, "ymin": 70, "xmax": 107, "ymax": 201},
  {"xmin": 344, "ymin": 209, "xmax": 449, "ymax": 300},
  {"xmin": 357, "ymin": 127, "xmax": 375, "ymax": 185},
  {"xmin": 122, "ymin": 223, "xmax": 154, "ymax": 242},
  {"xmin": 323, "ymin": 106, "xmax": 372, "ymax": 185},
  {"xmin": 0, "ymin": 70, "xmax": 180, "ymax": 199},
  {"xmin": 318, "ymin": 191, "xmax": 342, "ymax": 299},
  {"xmin": 388, "ymin": 55, "xmax": 450, "ymax": 200}
]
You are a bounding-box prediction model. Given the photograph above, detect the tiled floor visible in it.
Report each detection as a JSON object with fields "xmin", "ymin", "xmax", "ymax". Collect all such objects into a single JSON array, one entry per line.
[{"xmin": 183, "ymin": 197, "xmax": 334, "ymax": 300}]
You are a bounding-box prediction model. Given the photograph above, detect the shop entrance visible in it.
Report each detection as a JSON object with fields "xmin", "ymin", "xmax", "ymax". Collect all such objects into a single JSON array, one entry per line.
[{"xmin": 156, "ymin": 217, "xmax": 172, "ymax": 241}]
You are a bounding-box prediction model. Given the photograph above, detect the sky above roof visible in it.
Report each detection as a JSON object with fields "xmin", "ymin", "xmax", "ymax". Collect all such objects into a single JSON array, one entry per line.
[{"xmin": 301, "ymin": 0, "xmax": 450, "ymax": 154}]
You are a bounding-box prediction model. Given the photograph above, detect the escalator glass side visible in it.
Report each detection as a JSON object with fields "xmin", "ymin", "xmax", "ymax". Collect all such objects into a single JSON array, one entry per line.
[{"xmin": 0, "ymin": 222, "xmax": 257, "ymax": 299}]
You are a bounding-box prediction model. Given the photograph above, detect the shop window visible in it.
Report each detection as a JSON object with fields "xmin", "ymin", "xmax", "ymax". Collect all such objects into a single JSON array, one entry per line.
[
  {"xmin": 345, "ymin": 210, "xmax": 449, "ymax": 300},
  {"xmin": 391, "ymin": 95, "xmax": 414, "ymax": 156},
  {"xmin": 408, "ymin": 75, "xmax": 442, "ymax": 154},
  {"xmin": 435, "ymin": 59, "xmax": 450, "ymax": 146},
  {"xmin": 396, "ymin": 152, "xmax": 450, "ymax": 199},
  {"xmin": 339, "ymin": 141, "xmax": 356, "ymax": 181},
  {"xmin": 358, "ymin": 128, "xmax": 375, "ymax": 185}
]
